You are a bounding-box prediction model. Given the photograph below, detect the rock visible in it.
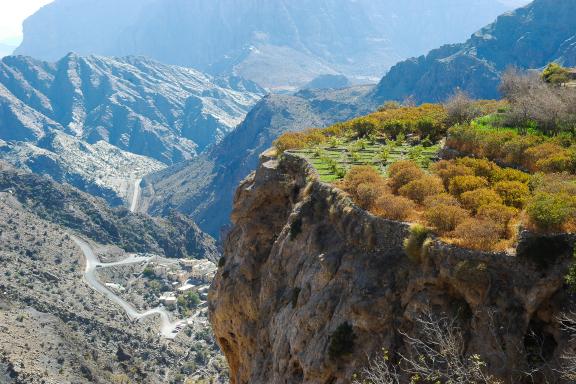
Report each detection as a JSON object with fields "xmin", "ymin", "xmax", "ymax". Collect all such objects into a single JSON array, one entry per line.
[{"xmin": 209, "ymin": 152, "xmax": 576, "ymax": 383}]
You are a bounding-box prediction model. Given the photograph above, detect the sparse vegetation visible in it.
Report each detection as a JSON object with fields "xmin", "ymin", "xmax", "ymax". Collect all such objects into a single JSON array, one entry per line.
[{"xmin": 328, "ymin": 322, "xmax": 356, "ymax": 359}]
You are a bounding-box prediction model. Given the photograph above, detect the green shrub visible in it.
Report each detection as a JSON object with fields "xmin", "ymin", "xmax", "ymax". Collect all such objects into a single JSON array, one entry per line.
[
  {"xmin": 399, "ymin": 176, "xmax": 445, "ymax": 204},
  {"xmin": 526, "ymin": 192, "xmax": 576, "ymax": 232},
  {"xmin": 218, "ymin": 257, "xmax": 226, "ymax": 268},
  {"xmin": 456, "ymin": 158, "xmax": 499, "ymax": 181},
  {"xmin": 492, "ymin": 167, "xmax": 531, "ymax": 184},
  {"xmin": 388, "ymin": 160, "xmax": 424, "ymax": 192},
  {"xmin": 404, "ymin": 224, "xmax": 431, "ymax": 262},
  {"xmin": 424, "ymin": 204, "xmax": 470, "ymax": 233},
  {"xmin": 351, "ymin": 118, "xmax": 379, "ymax": 138},
  {"xmin": 448, "ymin": 176, "xmax": 489, "ymax": 197},
  {"xmin": 493, "ymin": 181, "xmax": 530, "ymax": 208},
  {"xmin": 290, "ymin": 217, "xmax": 303, "ymax": 239},
  {"xmin": 328, "ymin": 322, "xmax": 356, "ymax": 359},
  {"xmin": 542, "ymin": 63, "xmax": 572, "ymax": 85}
]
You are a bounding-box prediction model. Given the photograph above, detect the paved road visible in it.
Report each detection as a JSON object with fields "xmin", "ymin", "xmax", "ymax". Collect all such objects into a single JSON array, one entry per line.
[
  {"xmin": 72, "ymin": 236, "xmax": 187, "ymax": 339},
  {"xmin": 129, "ymin": 178, "xmax": 142, "ymax": 212}
]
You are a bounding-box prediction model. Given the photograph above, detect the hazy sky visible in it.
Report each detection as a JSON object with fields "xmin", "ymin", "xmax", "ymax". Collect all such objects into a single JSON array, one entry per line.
[{"xmin": 0, "ymin": 0, "xmax": 54, "ymax": 45}]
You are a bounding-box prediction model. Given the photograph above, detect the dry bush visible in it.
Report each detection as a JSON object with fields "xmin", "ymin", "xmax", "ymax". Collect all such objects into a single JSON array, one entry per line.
[
  {"xmin": 356, "ymin": 182, "xmax": 389, "ymax": 210},
  {"xmin": 424, "ymin": 193, "xmax": 460, "ymax": 208},
  {"xmin": 425, "ymin": 204, "xmax": 470, "ymax": 233},
  {"xmin": 274, "ymin": 128, "xmax": 327, "ymax": 153},
  {"xmin": 477, "ymin": 203, "xmax": 518, "ymax": 237},
  {"xmin": 341, "ymin": 166, "xmax": 384, "ymax": 195},
  {"xmin": 448, "ymin": 176, "xmax": 489, "ymax": 197},
  {"xmin": 493, "ymin": 181, "xmax": 530, "ymax": 208},
  {"xmin": 444, "ymin": 90, "xmax": 482, "ymax": 125},
  {"xmin": 388, "ymin": 161, "xmax": 424, "ymax": 193},
  {"xmin": 399, "ymin": 176, "xmax": 445, "ymax": 204},
  {"xmin": 524, "ymin": 143, "xmax": 567, "ymax": 172},
  {"xmin": 374, "ymin": 194, "xmax": 416, "ymax": 221},
  {"xmin": 460, "ymin": 188, "xmax": 503, "ymax": 214},
  {"xmin": 452, "ymin": 218, "xmax": 502, "ymax": 250},
  {"xmin": 431, "ymin": 160, "xmax": 474, "ymax": 189}
]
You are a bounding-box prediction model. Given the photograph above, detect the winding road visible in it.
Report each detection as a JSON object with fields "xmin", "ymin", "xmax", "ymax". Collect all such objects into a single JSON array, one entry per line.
[
  {"xmin": 72, "ymin": 236, "xmax": 187, "ymax": 339},
  {"xmin": 129, "ymin": 178, "xmax": 142, "ymax": 212}
]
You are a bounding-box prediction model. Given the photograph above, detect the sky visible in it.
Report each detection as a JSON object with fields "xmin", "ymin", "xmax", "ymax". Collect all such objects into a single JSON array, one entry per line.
[{"xmin": 0, "ymin": 0, "xmax": 54, "ymax": 46}]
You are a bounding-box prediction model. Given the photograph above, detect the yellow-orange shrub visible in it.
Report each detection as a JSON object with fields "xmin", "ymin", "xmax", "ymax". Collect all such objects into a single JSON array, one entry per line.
[
  {"xmin": 493, "ymin": 181, "xmax": 530, "ymax": 208},
  {"xmin": 388, "ymin": 160, "xmax": 424, "ymax": 192},
  {"xmin": 448, "ymin": 175, "xmax": 489, "ymax": 197},
  {"xmin": 460, "ymin": 188, "xmax": 503, "ymax": 213},
  {"xmin": 399, "ymin": 176, "xmax": 444, "ymax": 204},
  {"xmin": 452, "ymin": 218, "xmax": 502, "ymax": 250},
  {"xmin": 424, "ymin": 204, "xmax": 470, "ymax": 233},
  {"xmin": 374, "ymin": 194, "xmax": 415, "ymax": 221}
]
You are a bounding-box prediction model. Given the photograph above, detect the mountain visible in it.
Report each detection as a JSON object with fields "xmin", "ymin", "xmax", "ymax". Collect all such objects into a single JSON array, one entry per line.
[
  {"xmin": 0, "ymin": 162, "xmax": 224, "ymax": 382},
  {"xmin": 0, "ymin": 54, "xmax": 264, "ymax": 204},
  {"xmin": 372, "ymin": 0, "xmax": 576, "ymax": 103},
  {"xmin": 0, "ymin": 162, "xmax": 218, "ymax": 260},
  {"xmin": 141, "ymin": 86, "xmax": 375, "ymax": 237},
  {"xmin": 15, "ymin": 0, "xmax": 517, "ymax": 90}
]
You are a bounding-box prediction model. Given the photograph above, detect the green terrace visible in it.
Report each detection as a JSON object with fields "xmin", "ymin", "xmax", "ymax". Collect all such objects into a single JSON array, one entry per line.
[{"xmin": 288, "ymin": 138, "xmax": 442, "ymax": 182}]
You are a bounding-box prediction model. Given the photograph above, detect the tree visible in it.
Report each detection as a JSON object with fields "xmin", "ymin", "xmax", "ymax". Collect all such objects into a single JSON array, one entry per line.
[
  {"xmin": 444, "ymin": 89, "xmax": 481, "ymax": 125},
  {"xmin": 542, "ymin": 63, "xmax": 571, "ymax": 85}
]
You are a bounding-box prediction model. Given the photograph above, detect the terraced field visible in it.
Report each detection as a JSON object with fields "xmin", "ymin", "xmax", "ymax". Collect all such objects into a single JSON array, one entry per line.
[{"xmin": 289, "ymin": 138, "xmax": 442, "ymax": 182}]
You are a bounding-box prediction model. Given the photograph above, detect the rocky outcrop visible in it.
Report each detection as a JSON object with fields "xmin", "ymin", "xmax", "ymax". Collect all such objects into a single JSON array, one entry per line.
[
  {"xmin": 209, "ymin": 152, "xmax": 575, "ymax": 383},
  {"xmin": 372, "ymin": 0, "xmax": 576, "ymax": 103}
]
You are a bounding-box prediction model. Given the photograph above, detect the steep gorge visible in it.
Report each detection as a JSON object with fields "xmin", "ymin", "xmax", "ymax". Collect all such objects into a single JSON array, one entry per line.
[{"xmin": 209, "ymin": 152, "xmax": 575, "ymax": 383}]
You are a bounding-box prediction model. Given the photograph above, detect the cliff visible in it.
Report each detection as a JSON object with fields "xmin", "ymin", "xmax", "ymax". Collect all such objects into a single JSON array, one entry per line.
[{"xmin": 209, "ymin": 151, "xmax": 575, "ymax": 383}]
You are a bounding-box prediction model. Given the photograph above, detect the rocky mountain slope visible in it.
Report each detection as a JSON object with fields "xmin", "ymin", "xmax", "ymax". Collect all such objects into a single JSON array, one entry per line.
[
  {"xmin": 0, "ymin": 163, "xmax": 225, "ymax": 383},
  {"xmin": 0, "ymin": 54, "xmax": 264, "ymax": 204},
  {"xmin": 141, "ymin": 86, "xmax": 375, "ymax": 237},
  {"xmin": 0, "ymin": 162, "xmax": 218, "ymax": 260},
  {"xmin": 372, "ymin": 0, "xmax": 576, "ymax": 103},
  {"xmin": 209, "ymin": 151, "xmax": 575, "ymax": 384},
  {"xmin": 15, "ymin": 0, "xmax": 517, "ymax": 90}
]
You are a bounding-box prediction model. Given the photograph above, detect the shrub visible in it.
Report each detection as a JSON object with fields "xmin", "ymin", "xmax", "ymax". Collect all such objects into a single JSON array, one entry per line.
[
  {"xmin": 404, "ymin": 224, "xmax": 431, "ymax": 262},
  {"xmin": 388, "ymin": 160, "xmax": 424, "ymax": 192},
  {"xmin": 378, "ymin": 101, "xmax": 401, "ymax": 111},
  {"xmin": 524, "ymin": 143, "xmax": 567, "ymax": 172},
  {"xmin": 444, "ymin": 90, "xmax": 482, "ymax": 125},
  {"xmin": 455, "ymin": 158, "xmax": 499, "ymax": 181},
  {"xmin": 477, "ymin": 203, "xmax": 518, "ymax": 237},
  {"xmin": 356, "ymin": 182, "xmax": 388, "ymax": 210},
  {"xmin": 542, "ymin": 63, "xmax": 572, "ymax": 85},
  {"xmin": 431, "ymin": 160, "xmax": 474, "ymax": 189},
  {"xmin": 448, "ymin": 176, "xmax": 489, "ymax": 197},
  {"xmin": 351, "ymin": 117, "xmax": 379, "ymax": 138},
  {"xmin": 492, "ymin": 167, "xmax": 531, "ymax": 184},
  {"xmin": 274, "ymin": 128, "xmax": 327, "ymax": 153},
  {"xmin": 535, "ymin": 153, "xmax": 573, "ymax": 173},
  {"xmin": 423, "ymin": 193, "xmax": 460, "ymax": 208},
  {"xmin": 425, "ymin": 205, "xmax": 470, "ymax": 233},
  {"xmin": 374, "ymin": 194, "xmax": 416, "ymax": 221},
  {"xmin": 416, "ymin": 117, "xmax": 444, "ymax": 141},
  {"xmin": 460, "ymin": 188, "xmax": 503, "ymax": 213},
  {"xmin": 341, "ymin": 166, "xmax": 383, "ymax": 197},
  {"xmin": 526, "ymin": 192, "xmax": 576, "ymax": 233},
  {"xmin": 493, "ymin": 181, "xmax": 530, "ymax": 208},
  {"xmin": 399, "ymin": 176, "xmax": 445, "ymax": 204},
  {"xmin": 328, "ymin": 322, "xmax": 356, "ymax": 359},
  {"xmin": 452, "ymin": 218, "xmax": 502, "ymax": 251}
]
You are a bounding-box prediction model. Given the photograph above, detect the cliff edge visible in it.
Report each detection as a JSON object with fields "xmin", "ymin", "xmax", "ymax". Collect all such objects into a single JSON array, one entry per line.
[{"xmin": 209, "ymin": 151, "xmax": 575, "ymax": 384}]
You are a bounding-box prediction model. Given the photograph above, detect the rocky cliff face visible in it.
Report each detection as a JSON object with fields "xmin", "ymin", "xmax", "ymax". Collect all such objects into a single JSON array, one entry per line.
[
  {"xmin": 372, "ymin": 0, "xmax": 576, "ymax": 103},
  {"xmin": 209, "ymin": 152, "xmax": 575, "ymax": 383},
  {"xmin": 15, "ymin": 0, "xmax": 515, "ymax": 90}
]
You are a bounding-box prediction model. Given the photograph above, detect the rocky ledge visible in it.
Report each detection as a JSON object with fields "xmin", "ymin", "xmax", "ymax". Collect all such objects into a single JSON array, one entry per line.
[{"xmin": 208, "ymin": 151, "xmax": 575, "ymax": 384}]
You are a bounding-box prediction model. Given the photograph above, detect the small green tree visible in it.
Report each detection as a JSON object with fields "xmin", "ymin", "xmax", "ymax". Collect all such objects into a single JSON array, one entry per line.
[{"xmin": 542, "ymin": 63, "xmax": 571, "ymax": 85}]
